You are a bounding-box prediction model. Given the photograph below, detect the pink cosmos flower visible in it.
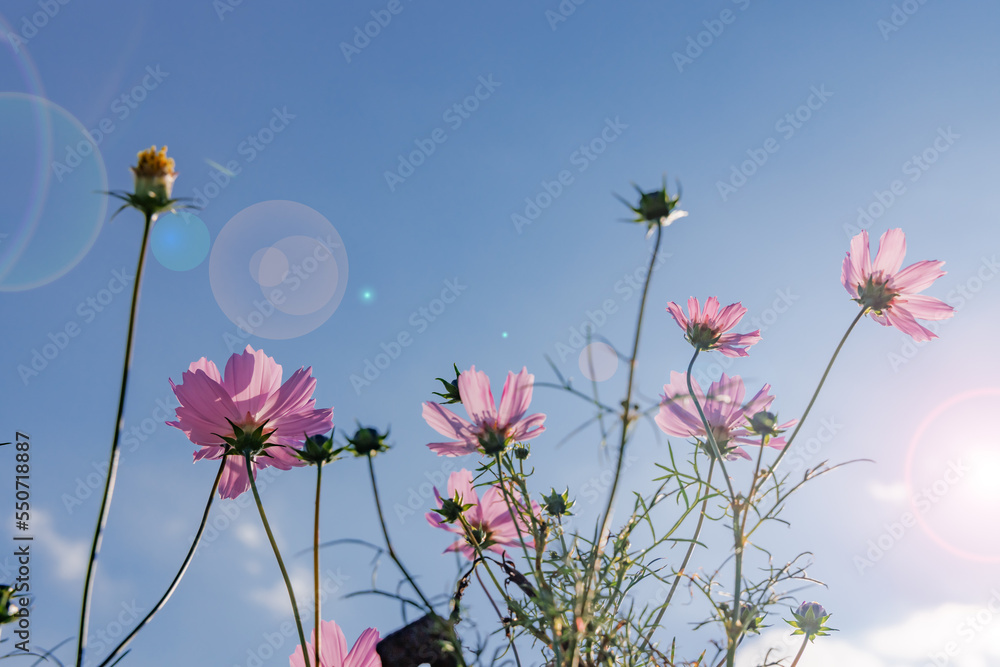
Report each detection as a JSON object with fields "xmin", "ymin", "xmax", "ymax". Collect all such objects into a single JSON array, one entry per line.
[
  {"xmin": 842, "ymin": 229, "xmax": 954, "ymax": 342},
  {"xmin": 656, "ymin": 372, "xmax": 795, "ymax": 460},
  {"xmin": 289, "ymin": 620, "xmax": 380, "ymax": 667},
  {"xmin": 167, "ymin": 345, "xmax": 333, "ymax": 499},
  {"xmin": 666, "ymin": 297, "xmax": 761, "ymax": 357},
  {"xmin": 426, "ymin": 469, "xmax": 539, "ymax": 560},
  {"xmin": 422, "ymin": 366, "xmax": 545, "ymax": 456}
]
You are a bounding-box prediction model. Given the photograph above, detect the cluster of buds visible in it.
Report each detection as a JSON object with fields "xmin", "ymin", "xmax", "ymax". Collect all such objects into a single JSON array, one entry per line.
[{"xmin": 296, "ymin": 426, "xmax": 391, "ymax": 465}]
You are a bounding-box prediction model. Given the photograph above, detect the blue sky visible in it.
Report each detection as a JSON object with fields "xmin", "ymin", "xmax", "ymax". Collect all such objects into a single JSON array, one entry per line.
[{"xmin": 3, "ymin": 1, "xmax": 1000, "ymax": 665}]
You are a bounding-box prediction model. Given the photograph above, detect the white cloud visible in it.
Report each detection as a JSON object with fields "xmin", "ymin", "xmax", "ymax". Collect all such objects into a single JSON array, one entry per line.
[
  {"xmin": 32, "ymin": 509, "xmax": 88, "ymax": 581},
  {"xmin": 247, "ymin": 564, "xmax": 312, "ymax": 617},
  {"xmin": 235, "ymin": 522, "xmax": 263, "ymax": 549}
]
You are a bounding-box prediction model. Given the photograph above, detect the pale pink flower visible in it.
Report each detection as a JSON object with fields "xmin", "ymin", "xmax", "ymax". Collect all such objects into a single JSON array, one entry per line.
[
  {"xmin": 656, "ymin": 372, "xmax": 795, "ymax": 460},
  {"xmin": 289, "ymin": 620, "xmax": 380, "ymax": 667},
  {"xmin": 422, "ymin": 366, "xmax": 545, "ymax": 456},
  {"xmin": 426, "ymin": 469, "xmax": 539, "ymax": 560},
  {"xmin": 168, "ymin": 345, "xmax": 333, "ymax": 499},
  {"xmin": 842, "ymin": 229, "xmax": 954, "ymax": 342},
  {"xmin": 666, "ymin": 297, "xmax": 761, "ymax": 357}
]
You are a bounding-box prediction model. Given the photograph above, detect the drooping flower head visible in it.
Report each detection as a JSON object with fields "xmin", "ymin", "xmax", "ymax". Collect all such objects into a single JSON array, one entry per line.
[
  {"xmin": 842, "ymin": 229, "xmax": 954, "ymax": 342},
  {"xmin": 167, "ymin": 345, "xmax": 333, "ymax": 499},
  {"xmin": 422, "ymin": 366, "xmax": 545, "ymax": 457},
  {"xmin": 289, "ymin": 619, "xmax": 381, "ymax": 667},
  {"xmin": 666, "ymin": 297, "xmax": 761, "ymax": 357},
  {"xmin": 426, "ymin": 469, "xmax": 540, "ymax": 560},
  {"xmin": 656, "ymin": 372, "xmax": 795, "ymax": 460}
]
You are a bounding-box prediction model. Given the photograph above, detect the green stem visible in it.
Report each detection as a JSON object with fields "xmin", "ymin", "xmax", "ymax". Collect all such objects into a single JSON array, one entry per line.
[
  {"xmin": 763, "ymin": 310, "xmax": 865, "ymax": 482},
  {"xmin": 366, "ymin": 455, "xmax": 435, "ymax": 611},
  {"xmin": 492, "ymin": 454, "xmax": 539, "ymax": 582},
  {"xmin": 789, "ymin": 635, "xmax": 810, "ymax": 667},
  {"xmin": 585, "ymin": 222, "xmax": 665, "ymax": 609},
  {"xmin": 681, "ymin": 349, "xmax": 743, "ymax": 666},
  {"xmin": 313, "ymin": 463, "xmax": 323, "ymax": 667},
  {"xmin": 246, "ymin": 455, "xmax": 311, "ymax": 667},
  {"xmin": 639, "ymin": 459, "xmax": 715, "ymax": 653},
  {"xmin": 685, "ymin": 350, "xmax": 735, "ymax": 500},
  {"xmin": 76, "ymin": 211, "xmax": 154, "ymax": 667},
  {"xmin": 726, "ymin": 510, "xmax": 743, "ymax": 667},
  {"xmin": 97, "ymin": 459, "xmax": 225, "ymax": 667}
]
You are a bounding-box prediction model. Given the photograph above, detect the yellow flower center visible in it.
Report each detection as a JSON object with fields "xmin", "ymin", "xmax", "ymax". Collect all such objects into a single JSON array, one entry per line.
[{"xmin": 133, "ymin": 145, "xmax": 176, "ymax": 177}]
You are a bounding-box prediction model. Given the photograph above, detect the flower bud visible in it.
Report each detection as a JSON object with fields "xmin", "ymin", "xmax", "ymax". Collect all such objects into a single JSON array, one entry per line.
[
  {"xmin": 617, "ymin": 177, "xmax": 688, "ymax": 238},
  {"xmin": 432, "ymin": 363, "xmax": 462, "ymax": 404},
  {"xmin": 542, "ymin": 488, "xmax": 574, "ymax": 517},
  {"xmin": 746, "ymin": 411, "xmax": 791, "ymax": 441},
  {"xmin": 434, "ymin": 493, "xmax": 474, "ymax": 524},
  {"xmin": 513, "ymin": 443, "xmax": 531, "ymax": 460},
  {"xmin": 108, "ymin": 145, "xmax": 190, "ymax": 222},
  {"xmin": 132, "ymin": 145, "xmax": 177, "ymax": 201},
  {"xmin": 345, "ymin": 426, "xmax": 390, "ymax": 457},
  {"xmin": 787, "ymin": 601, "xmax": 836, "ymax": 641},
  {"xmin": 720, "ymin": 602, "xmax": 765, "ymax": 635},
  {"xmin": 294, "ymin": 430, "xmax": 339, "ymax": 465}
]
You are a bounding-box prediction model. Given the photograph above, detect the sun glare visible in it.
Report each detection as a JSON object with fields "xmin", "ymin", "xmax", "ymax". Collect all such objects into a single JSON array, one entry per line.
[{"xmin": 964, "ymin": 446, "xmax": 1000, "ymax": 501}]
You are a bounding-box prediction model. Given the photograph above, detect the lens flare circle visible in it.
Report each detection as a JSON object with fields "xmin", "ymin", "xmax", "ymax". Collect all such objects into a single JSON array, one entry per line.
[
  {"xmin": 209, "ymin": 200, "xmax": 348, "ymax": 340},
  {"xmin": 579, "ymin": 342, "xmax": 618, "ymax": 382},
  {"xmin": 249, "ymin": 246, "xmax": 289, "ymax": 287},
  {"xmin": 151, "ymin": 211, "xmax": 210, "ymax": 271},
  {"xmin": 0, "ymin": 93, "xmax": 107, "ymax": 291},
  {"xmin": 905, "ymin": 387, "xmax": 1000, "ymax": 563}
]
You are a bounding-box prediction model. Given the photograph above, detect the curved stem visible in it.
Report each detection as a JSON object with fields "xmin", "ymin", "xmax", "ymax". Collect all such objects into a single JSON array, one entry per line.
[
  {"xmin": 789, "ymin": 635, "xmax": 810, "ymax": 667},
  {"xmin": 639, "ymin": 459, "xmax": 715, "ymax": 653},
  {"xmin": 97, "ymin": 459, "xmax": 225, "ymax": 667},
  {"xmin": 313, "ymin": 463, "xmax": 323, "ymax": 667},
  {"xmin": 586, "ymin": 224, "xmax": 665, "ymax": 601},
  {"xmin": 366, "ymin": 455, "xmax": 435, "ymax": 611},
  {"xmin": 685, "ymin": 350, "xmax": 735, "ymax": 500},
  {"xmin": 764, "ymin": 310, "xmax": 865, "ymax": 480},
  {"xmin": 76, "ymin": 211, "xmax": 154, "ymax": 667},
  {"xmin": 246, "ymin": 455, "xmax": 311, "ymax": 667}
]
